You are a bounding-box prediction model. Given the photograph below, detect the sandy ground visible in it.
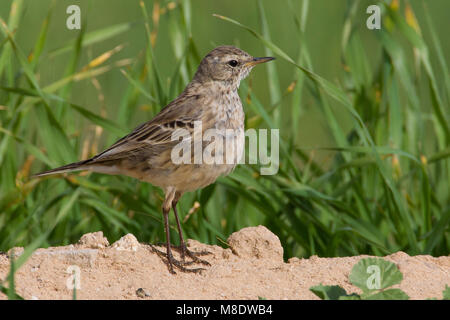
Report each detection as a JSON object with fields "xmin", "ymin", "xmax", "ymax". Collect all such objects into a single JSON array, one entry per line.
[{"xmin": 0, "ymin": 226, "xmax": 449, "ymax": 300}]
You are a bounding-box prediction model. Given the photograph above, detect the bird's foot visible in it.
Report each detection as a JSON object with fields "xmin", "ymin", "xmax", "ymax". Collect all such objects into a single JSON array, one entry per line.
[{"xmin": 151, "ymin": 243, "xmax": 211, "ymax": 274}]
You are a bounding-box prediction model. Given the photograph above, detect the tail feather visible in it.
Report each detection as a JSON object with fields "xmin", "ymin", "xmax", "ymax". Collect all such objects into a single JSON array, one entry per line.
[{"xmin": 32, "ymin": 159, "xmax": 92, "ymax": 178}]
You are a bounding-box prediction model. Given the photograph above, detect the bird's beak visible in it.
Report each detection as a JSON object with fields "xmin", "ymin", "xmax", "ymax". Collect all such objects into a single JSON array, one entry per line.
[{"xmin": 245, "ymin": 57, "xmax": 275, "ymax": 67}]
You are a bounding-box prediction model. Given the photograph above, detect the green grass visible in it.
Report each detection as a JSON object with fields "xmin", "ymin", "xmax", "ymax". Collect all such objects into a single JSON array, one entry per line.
[{"xmin": 0, "ymin": 0, "xmax": 449, "ymax": 294}]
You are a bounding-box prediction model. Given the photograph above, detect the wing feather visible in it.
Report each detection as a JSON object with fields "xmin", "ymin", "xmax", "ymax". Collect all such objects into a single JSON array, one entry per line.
[{"xmin": 89, "ymin": 93, "xmax": 203, "ymax": 163}]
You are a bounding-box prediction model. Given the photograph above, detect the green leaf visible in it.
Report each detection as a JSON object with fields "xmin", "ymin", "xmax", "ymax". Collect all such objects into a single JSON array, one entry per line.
[
  {"xmin": 0, "ymin": 127, "xmax": 55, "ymax": 167},
  {"xmin": 349, "ymin": 257, "xmax": 403, "ymax": 293},
  {"xmin": 1, "ymin": 87, "xmax": 128, "ymax": 137},
  {"xmin": 57, "ymin": 99, "xmax": 127, "ymax": 137},
  {"xmin": 13, "ymin": 189, "xmax": 81, "ymax": 271},
  {"xmin": 0, "ymin": 0, "xmax": 24, "ymax": 83},
  {"xmin": 48, "ymin": 22, "xmax": 135, "ymax": 58},
  {"xmin": 30, "ymin": 3, "xmax": 53, "ymax": 69},
  {"xmin": 310, "ymin": 284, "xmax": 350, "ymax": 300},
  {"xmin": 257, "ymin": 0, "xmax": 281, "ymax": 126},
  {"xmin": 120, "ymin": 69, "xmax": 157, "ymax": 103},
  {"xmin": 364, "ymin": 289, "xmax": 409, "ymax": 300},
  {"xmin": 140, "ymin": 0, "xmax": 166, "ymax": 106},
  {"xmin": 443, "ymin": 285, "xmax": 450, "ymax": 300}
]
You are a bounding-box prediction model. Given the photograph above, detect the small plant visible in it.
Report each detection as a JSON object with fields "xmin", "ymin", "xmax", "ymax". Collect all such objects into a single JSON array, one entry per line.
[
  {"xmin": 443, "ymin": 286, "xmax": 450, "ymax": 300},
  {"xmin": 311, "ymin": 257, "xmax": 449, "ymax": 300}
]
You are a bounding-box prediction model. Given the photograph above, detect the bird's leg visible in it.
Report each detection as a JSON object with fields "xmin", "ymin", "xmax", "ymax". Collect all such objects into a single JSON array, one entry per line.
[
  {"xmin": 152, "ymin": 190, "xmax": 210, "ymax": 274},
  {"xmin": 172, "ymin": 199, "xmax": 211, "ymax": 266},
  {"xmin": 162, "ymin": 206, "xmax": 176, "ymax": 274},
  {"xmin": 153, "ymin": 206, "xmax": 202, "ymax": 273}
]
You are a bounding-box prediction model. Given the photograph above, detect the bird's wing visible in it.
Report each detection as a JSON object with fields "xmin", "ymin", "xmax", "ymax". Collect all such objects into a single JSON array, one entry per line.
[{"xmin": 89, "ymin": 93, "xmax": 203, "ymax": 163}]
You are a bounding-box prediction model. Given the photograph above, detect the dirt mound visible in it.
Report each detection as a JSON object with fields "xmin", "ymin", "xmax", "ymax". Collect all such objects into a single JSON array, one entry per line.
[{"xmin": 1, "ymin": 226, "xmax": 449, "ymax": 300}]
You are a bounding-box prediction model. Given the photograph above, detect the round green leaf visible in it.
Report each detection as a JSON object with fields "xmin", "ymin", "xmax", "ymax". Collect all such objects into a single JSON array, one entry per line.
[{"xmin": 349, "ymin": 257, "xmax": 403, "ymax": 292}]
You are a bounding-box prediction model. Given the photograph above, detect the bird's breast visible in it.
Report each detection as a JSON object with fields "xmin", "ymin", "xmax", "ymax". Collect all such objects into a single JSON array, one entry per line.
[{"xmin": 210, "ymin": 90, "xmax": 244, "ymax": 130}]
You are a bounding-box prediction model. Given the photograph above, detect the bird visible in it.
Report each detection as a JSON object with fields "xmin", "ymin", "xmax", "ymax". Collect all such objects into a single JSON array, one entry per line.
[{"xmin": 33, "ymin": 46, "xmax": 275, "ymax": 274}]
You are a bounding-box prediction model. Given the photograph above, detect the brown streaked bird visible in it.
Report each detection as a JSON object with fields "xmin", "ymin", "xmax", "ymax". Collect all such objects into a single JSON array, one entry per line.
[{"xmin": 33, "ymin": 46, "xmax": 275, "ymax": 274}]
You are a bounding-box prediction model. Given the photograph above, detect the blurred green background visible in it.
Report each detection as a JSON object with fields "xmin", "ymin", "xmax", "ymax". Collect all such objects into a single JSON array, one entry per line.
[{"xmin": 0, "ymin": 0, "xmax": 449, "ymax": 266}]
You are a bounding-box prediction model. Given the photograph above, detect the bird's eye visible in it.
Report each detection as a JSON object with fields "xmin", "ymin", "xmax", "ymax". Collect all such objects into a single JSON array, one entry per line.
[{"xmin": 228, "ymin": 60, "xmax": 238, "ymax": 67}]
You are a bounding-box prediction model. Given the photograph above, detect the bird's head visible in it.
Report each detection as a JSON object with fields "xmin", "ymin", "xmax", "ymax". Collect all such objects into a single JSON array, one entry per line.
[{"xmin": 192, "ymin": 46, "xmax": 275, "ymax": 90}]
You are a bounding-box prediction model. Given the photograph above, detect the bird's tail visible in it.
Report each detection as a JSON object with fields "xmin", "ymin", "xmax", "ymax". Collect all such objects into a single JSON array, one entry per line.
[{"xmin": 32, "ymin": 159, "xmax": 93, "ymax": 178}]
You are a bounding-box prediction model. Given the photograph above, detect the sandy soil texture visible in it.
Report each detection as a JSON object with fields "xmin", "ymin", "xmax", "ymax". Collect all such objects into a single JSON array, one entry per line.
[{"xmin": 1, "ymin": 226, "xmax": 449, "ymax": 300}]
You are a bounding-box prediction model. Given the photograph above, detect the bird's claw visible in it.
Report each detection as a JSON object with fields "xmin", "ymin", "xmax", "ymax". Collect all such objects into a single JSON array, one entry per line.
[{"xmin": 150, "ymin": 244, "xmax": 211, "ymax": 274}]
